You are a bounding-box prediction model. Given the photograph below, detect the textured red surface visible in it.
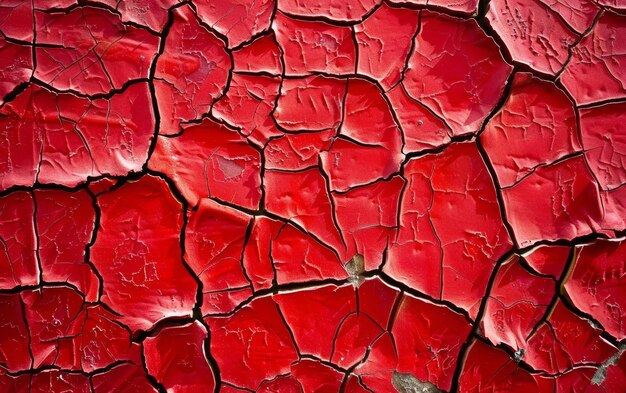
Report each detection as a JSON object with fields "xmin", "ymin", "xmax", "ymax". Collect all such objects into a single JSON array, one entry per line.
[{"xmin": 1, "ymin": 0, "xmax": 625, "ymax": 392}]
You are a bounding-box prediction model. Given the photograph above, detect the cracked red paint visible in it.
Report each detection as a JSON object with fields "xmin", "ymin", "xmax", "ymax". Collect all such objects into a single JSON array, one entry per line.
[
  {"xmin": 480, "ymin": 72, "xmax": 581, "ymax": 188},
  {"xmin": 480, "ymin": 254, "xmax": 555, "ymax": 350},
  {"xmin": 560, "ymin": 11, "xmax": 626, "ymax": 106},
  {"xmin": 355, "ymin": 4, "xmax": 419, "ymax": 90},
  {"xmin": 35, "ymin": 189, "xmax": 98, "ymax": 301},
  {"xmin": 274, "ymin": 12, "xmax": 356, "ymax": 76},
  {"xmin": 149, "ymin": 118, "xmax": 262, "ymax": 208},
  {"xmin": 155, "ymin": 5, "xmax": 231, "ymax": 135},
  {"xmin": 1, "ymin": 0, "xmax": 625, "ymax": 392},
  {"xmin": 564, "ymin": 239, "xmax": 626, "ymax": 340},
  {"xmin": 385, "ymin": 142, "xmax": 511, "ymax": 317},
  {"xmin": 0, "ymin": 37, "xmax": 32, "ymax": 105},
  {"xmin": 579, "ymin": 102, "xmax": 626, "ymax": 191},
  {"xmin": 143, "ymin": 321, "xmax": 216, "ymax": 392},
  {"xmin": 403, "ymin": 12, "xmax": 512, "ymax": 135},
  {"xmin": 524, "ymin": 300, "xmax": 615, "ymax": 374},
  {"xmin": 0, "ymin": 82, "xmax": 154, "ymax": 190},
  {"xmin": 91, "ymin": 175, "xmax": 198, "ymax": 332},
  {"xmin": 486, "ymin": 0, "xmax": 579, "ymax": 76},
  {"xmin": 502, "ymin": 156, "xmax": 604, "ymax": 247},
  {"xmin": 34, "ymin": 7, "xmax": 159, "ymax": 95}
]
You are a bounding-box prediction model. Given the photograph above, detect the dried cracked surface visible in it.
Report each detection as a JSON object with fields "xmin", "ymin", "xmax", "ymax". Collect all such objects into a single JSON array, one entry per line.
[{"xmin": 0, "ymin": 0, "xmax": 625, "ymax": 392}]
